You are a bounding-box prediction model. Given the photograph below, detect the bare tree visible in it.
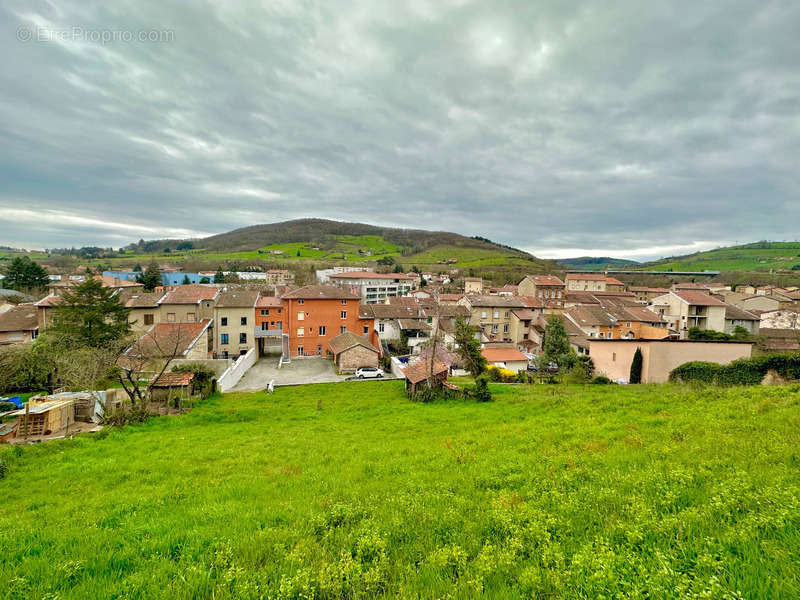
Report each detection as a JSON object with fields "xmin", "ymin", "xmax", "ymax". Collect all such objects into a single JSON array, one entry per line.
[{"xmin": 116, "ymin": 323, "xmax": 198, "ymax": 408}]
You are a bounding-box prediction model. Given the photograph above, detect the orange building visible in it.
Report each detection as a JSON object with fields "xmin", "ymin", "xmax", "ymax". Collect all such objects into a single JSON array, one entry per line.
[{"xmin": 256, "ymin": 285, "xmax": 378, "ymax": 358}]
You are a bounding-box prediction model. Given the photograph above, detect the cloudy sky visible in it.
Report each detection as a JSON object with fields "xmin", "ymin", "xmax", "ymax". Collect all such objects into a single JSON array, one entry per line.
[{"xmin": 1, "ymin": 1, "xmax": 798, "ymax": 260}]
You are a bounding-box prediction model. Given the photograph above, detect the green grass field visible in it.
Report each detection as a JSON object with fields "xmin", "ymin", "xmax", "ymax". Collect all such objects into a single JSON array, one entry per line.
[
  {"xmin": 642, "ymin": 242, "xmax": 800, "ymax": 273},
  {"xmin": 1, "ymin": 381, "xmax": 799, "ymax": 598}
]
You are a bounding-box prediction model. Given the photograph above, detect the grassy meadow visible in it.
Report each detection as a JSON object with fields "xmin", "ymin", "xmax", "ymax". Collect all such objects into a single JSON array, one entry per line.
[
  {"xmin": 1, "ymin": 381, "xmax": 799, "ymax": 598},
  {"xmin": 642, "ymin": 242, "xmax": 800, "ymax": 273}
]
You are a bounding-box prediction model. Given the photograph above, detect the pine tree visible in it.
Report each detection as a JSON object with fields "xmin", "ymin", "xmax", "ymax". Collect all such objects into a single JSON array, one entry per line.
[
  {"xmin": 2, "ymin": 256, "xmax": 51, "ymax": 291},
  {"xmin": 51, "ymin": 278, "xmax": 131, "ymax": 347},
  {"xmin": 629, "ymin": 347, "xmax": 643, "ymax": 384},
  {"xmin": 140, "ymin": 261, "xmax": 162, "ymax": 291},
  {"xmin": 541, "ymin": 315, "xmax": 570, "ymax": 366},
  {"xmin": 214, "ymin": 268, "xmax": 226, "ymax": 284},
  {"xmin": 182, "ymin": 275, "xmax": 191, "ymax": 285}
]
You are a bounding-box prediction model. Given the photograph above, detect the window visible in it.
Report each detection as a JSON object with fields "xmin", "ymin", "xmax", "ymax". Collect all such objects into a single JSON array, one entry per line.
[
  {"xmin": 481, "ymin": 311, "xmax": 487, "ymax": 319},
  {"xmin": 340, "ymin": 310, "xmax": 347, "ymax": 319},
  {"xmin": 493, "ymin": 311, "xmax": 499, "ymax": 319},
  {"xmin": 221, "ymin": 317, "xmax": 228, "ymax": 326},
  {"xmin": 221, "ymin": 351, "xmax": 228, "ymax": 359},
  {"xmin": 538, "ymin": 291, "xmax": 543, "ymax": 298},
  {"xmin": 239, "ymin": 333, "xmax": 247, "ymax": 344},
  {"xmin": 340, "ymin": 326, "xmax": 347, "ymax": 334},
  {"xmin": 557, "ymin": 291, "xmax": 562, "ymax": 298},
  {"xmin": 319, "ymin": 325, "xmax": 326, "ymax": 336},
  {"xmin": 612, "ymin": 352, "xmax": 617, "ymax": 361},
  {"xmin": 167, "ymin": 313, "xmax": 175, "ymax": 323},
  {"xmin": 143, "ymin": 313, "xmax": 154, "ymax": 325},
  {"xmin": 503, "ymin": 324, "xmax": 509, "ymax": 333},
  {"xmin": 378, "ymin": 323, "xmax": 384, "ymax": 333},
  {"xmin": 492, "ymin": 324, "xmax": 498, "ymax": 333},
  {"xmin": 317, "ymin": 345, "xmax": 322, "ymax": 355},
  {"xmin": 626, "ymin": 322, "xmax": 631, "ymax": 328},
  {"xmin": 241, "ymin": 316, "xmax": 247, "ymax": 326},
  {"xmin": 297, "ymin": 345, "xmax": 304, "ymax": 356},
  {"xmin": 363, "ymin": 326, "xmax": 369, "ymax": 335},
  {"xmin": 298, "ymin": 299, "xmax": 304, "ymax": 305},
  {"xmin": 187, "ymin": 313, "xmax": 196, "ymax": 322},
  {"xmin": 297, "ymin": 327, "xmax": 304, "ymax": 337},
  {"xmin": 297, "ymin": 311, "xmax": 304, "ymax": 320},
  {"xmin": 261, "ymin": 309, "xmax": 269, "ymax": 316},
  {"xmin": 504, "ymin": 311, "xmax": 510, "ymax": 318},
  {"xmin": 341, "ymin": 299, "xmax": 347, "ymax": 305},
  {"xmin": 221, "ymin": 333, "xmax": 229, "ymax": 345}
]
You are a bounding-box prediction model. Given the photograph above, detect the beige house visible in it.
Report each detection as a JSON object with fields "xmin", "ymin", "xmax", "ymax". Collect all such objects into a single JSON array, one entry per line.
[
  {"xmin": 213, "ymin": 289, "xmax": 260, "ymax": 358},
  {"xmin": 565, "ymin": 273, "xmax": 607, "ymax": 292},
  {"xmin": 481, "ymin": 346, "xmax": 529, "ymax": 372},
  {"xmin": 124, "ymin": 292, "xmax": 166, "ymax": 332},
  {"xmin": 463, "ymin": 277, "xmax": 483, "ymax": 295},
  {"xmin": 517, "ymin": 275, "xmax": 565, "ymax": 309},
  {"xmin": 735, "ymin": 295, "xmax": 782, "ymax": 313},
  {"xmin": 648, "ymin": 291, "xmax": 726, "ymax": 338},
  {"xmin": 589, "ymin": 339, "xmax": 753, "ymax": 383},
  {"xmin": 0, "ymin": 304, "xmax": 38, "ymax": 345},
  {"xmin": 629, "ymin": 287, "xmax": 670, "ymax": 304},
  {"xmin": 457, "ymin": 295, "xmax": 525, "ymax": 343},
  {"xmin": 158, "ymin": 285, "xmax": 219, "ymax": 324}
]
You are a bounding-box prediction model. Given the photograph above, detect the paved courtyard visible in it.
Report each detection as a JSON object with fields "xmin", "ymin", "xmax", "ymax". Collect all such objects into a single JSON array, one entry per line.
[{"xmin": 231, "ymin": 357, "xmax": 349, "ymax": 391}]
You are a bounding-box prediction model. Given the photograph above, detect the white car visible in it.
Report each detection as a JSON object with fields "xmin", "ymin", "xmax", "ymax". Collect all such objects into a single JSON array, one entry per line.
[{"xmin": 356, "ymin": 367, "xmax": 384, "ymax": 379}]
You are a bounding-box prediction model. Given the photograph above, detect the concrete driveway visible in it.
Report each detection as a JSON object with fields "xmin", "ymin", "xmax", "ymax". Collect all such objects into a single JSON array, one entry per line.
[{"xmin": 231, "ymin": 357, "xmax": 349, "ymax": 391}]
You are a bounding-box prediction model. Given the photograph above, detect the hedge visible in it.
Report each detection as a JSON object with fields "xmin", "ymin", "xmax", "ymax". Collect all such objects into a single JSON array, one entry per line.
[{"xmin": 669, "ymin": 352, "xmax": 800, "ymax": 385}]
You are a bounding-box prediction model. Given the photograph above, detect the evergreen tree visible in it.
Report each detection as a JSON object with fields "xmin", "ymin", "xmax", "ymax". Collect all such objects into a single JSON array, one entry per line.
[
  {"xmin": 2, "ymin": 256, "xmax": 51, "ymax": 291},
  {"xmin": 214, "ymin": 268, "xmax": 226, "ymax": 284},
  {"xmin": 541, "ymin": 315, "xmax": 570, "ymax": 366},
  {"xmin": 140, "ymin": 261, "xmax": 162, "ymax": 291},
  {"xmin": 454, "ymin": 317, "xmax": 486, "ymax": 377},
  {"xmin": 629, "ymin": 347, "xmax": 643, "ymax": 384},
  {"xmin": 181, "ymin": 275, "xmax": 191, "ymax": 285},
  {"xmin": 50, "ymin": 278, "xmax": 131, "ymax": 347}
]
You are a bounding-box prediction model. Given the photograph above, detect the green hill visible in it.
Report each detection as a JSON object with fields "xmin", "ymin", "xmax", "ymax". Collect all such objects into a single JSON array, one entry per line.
[
  {"xmin": 556, "ymin": 256, "xmax": 638, "ymax": 271},
  {"xmin": 639, "ymin": 241, "xmax": 800, "ymax": 273},
  {"xmin": 1, "ymin": 381, "xmax": 798, "ymax": 598},
  {"xmin": 120, "ymin": 218, "xmax": 554, "ymax": 270}
]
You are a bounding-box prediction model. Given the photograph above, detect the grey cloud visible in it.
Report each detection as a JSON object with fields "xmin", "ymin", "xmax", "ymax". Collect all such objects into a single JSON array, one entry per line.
[{"xmin": 0, "ymin": 0, "xmax": 798, "ymax": 260}]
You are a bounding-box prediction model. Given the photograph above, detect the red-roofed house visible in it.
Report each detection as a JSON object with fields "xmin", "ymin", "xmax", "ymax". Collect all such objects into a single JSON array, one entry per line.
[
  {"xmin": 481, "ymin": 346, "xmax": 529, "ymax": 371},
  {"xmin": 648, "ymin": 291, "xmax": 726, "ymax": 338},
  {"xmin": 517, "ymin": 275, "xmax": 565, "ymax": 308}
]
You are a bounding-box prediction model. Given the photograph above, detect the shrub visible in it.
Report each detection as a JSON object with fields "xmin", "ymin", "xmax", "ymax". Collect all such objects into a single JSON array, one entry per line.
[
  {"xmin": 472, "ymin": 376, "xmax": 493, "ymax": 402},
  {"xmin": 0, "ymin": 401, "xmax": 16, "ymax": 413},
  {"xmin": 591, "ymin": 376, "xmax": 612, "ymax": 384},
  {"xmin": 485, "ymin": 365, "xmax": 516, "ymax": 383},
  {"xmin": 670, "ymin": 352, "xmax": 800, "ymax": 385}
]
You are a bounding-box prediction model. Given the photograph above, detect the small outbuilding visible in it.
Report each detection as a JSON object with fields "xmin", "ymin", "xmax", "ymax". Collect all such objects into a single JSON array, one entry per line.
[
  {"xmin": 403, "ymin": 359, "xmax": 449, "ymax": 394},
  {"xmin": 150, "ymin": 371, "xmax": 195, "ymax": 403},
  {"xmin": 328, "ymin": 331, "xmax": 379, "ymax": 372},
  {"xmin": 9, "ymin": 398, "xmax": 75, "ymax": 438}
]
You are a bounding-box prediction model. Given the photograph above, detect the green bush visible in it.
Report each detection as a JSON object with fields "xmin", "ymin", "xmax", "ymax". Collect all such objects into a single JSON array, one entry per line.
[
  {"xmin": 590, "ymin": 376, "xmax": 612, "ymax": 385},
  {"xmin": 670, "ymin": 353, "xmax": 800, "ymax": 385},
  {"xmin": 472, "ymin": 376, "xmax": 493, "ymax": 402},
  {"xmin": 0, "ymin": 401, "xmax": 16, "ymax": 413}
]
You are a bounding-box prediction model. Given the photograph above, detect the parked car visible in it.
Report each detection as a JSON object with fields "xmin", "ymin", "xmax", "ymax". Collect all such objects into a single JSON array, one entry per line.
[{"xmin": 356, "ymin": 367, "xmax": 384, "ymax": 379}]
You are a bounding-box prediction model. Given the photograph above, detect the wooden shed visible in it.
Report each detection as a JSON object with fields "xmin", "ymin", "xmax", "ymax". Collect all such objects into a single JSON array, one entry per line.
[
  {"xmin": 402, "ymin": 359, "xmax": 449, "ymax": 394},
  {"xmin": 150, "ymin": 371, "xmax": 195, "ymax": 403}
]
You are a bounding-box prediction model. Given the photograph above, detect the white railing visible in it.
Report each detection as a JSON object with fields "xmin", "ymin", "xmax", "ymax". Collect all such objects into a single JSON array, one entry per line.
[{"xmin": 217, "ymin": 348, "xmax": 256, "ymax": 392}]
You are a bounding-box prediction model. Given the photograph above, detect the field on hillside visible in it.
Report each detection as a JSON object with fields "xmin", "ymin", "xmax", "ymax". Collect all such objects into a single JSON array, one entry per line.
[
  {"xmin": 643, "ymin": 242, "xmax": 800, "ymax": 272},
  {"xmin": 2, "ymin": 382, "xmax": 799, "ymax": 599}
]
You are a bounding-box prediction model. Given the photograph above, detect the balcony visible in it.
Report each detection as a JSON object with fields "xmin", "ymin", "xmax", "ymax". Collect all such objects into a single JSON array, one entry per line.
[{"xmin": 254, "ymin": 328, "xmax": 283, "ymax": 338}]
